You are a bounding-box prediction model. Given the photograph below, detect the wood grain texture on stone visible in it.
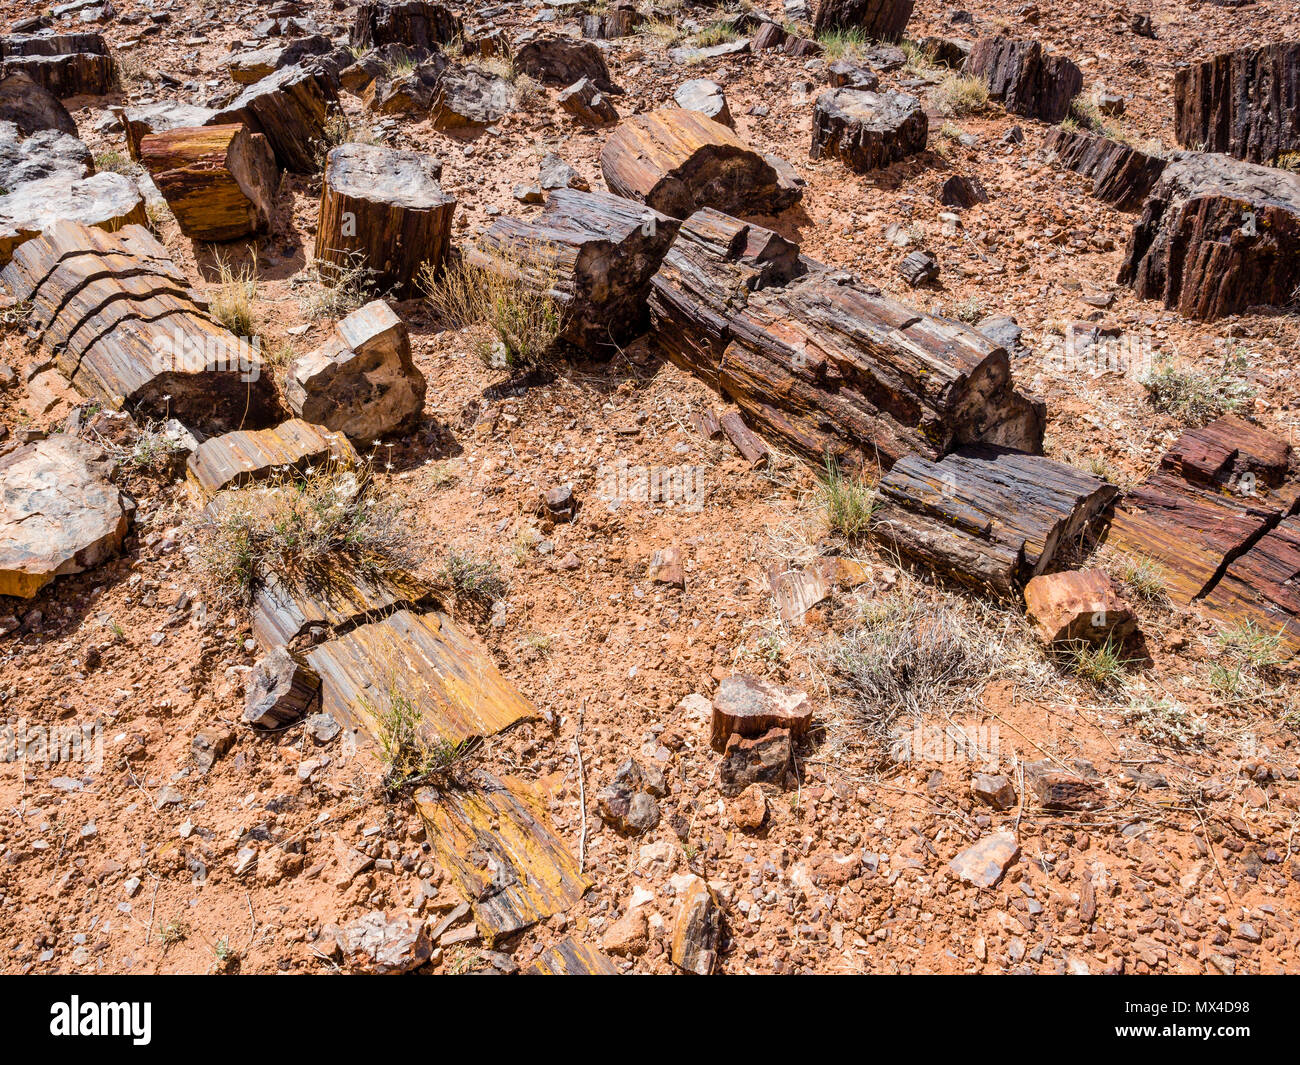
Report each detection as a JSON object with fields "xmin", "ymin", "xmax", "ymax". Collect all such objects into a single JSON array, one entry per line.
[
  {"xmin": 1041, "ymin": 127, "xmax": 1167, "ymax": 211},
  {"xmin": 212, "ymin": 63, "xmax": 338, "ymax": 174},
  {"xmin": 315, "ymin": 142, "xmax": 454, "ymax": 297},
  {"xmin": 710, "ymin": 673, "xmax": 812, "ymax": 751},
  {"xmin": 1174, "ymin": 42, "xmax": 1300, "ymax": 165},
  {"xmin": 810, "ymin": 88, "xmax": 927, "ymax": 173},
  {"xmin": 967, "ymin": 36, "xmax": 1083, "ymax": 123},
  {"xmin": 187, "ymin": 418, "xmax": 357, "ymax": 496},
  {"xmin": 350, "ymin": 1, "xmax": 463, "ymax": 54},
  {"xmin": 812, "ymin": 0, "xmax": 914, "ymax": 38},
  {"xmin": 1023, "ymin": 568, "xmax": 1136, "ymax": 646}
]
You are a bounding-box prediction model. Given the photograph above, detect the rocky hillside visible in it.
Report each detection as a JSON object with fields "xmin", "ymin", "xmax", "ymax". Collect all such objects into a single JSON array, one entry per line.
[{"xmin": 0, "ymin": 0, "xmax": 1297, "ymax": 976}]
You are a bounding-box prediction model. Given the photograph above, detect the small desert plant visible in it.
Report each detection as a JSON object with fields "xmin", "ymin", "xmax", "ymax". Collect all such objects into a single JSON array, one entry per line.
[
  {"xmin": 1120, "ymin": 694, "xmax": 1205, "ymax": 745},
  {"xmin": 1068, "ymin": 95, "xmax": 1130, "ymax": 145},
  {"xmin": 693, "ymin": 21, "xmax": 740, "ymax": 46},
  {"xmin": 1216, "ymin": 620, "xmax": 1287, "ymax": 671},
  {"xmin": 819, "ymin": 457, "xmax": 877, "ymax": 538},
  {"xmin": 954, "ymin": 297, "xmax": 984, "ymax": 323},
  {"xmin": 437, "ymin": 549, "xmax": 509, "ymax": 604},
  {"xmin": 1104, "ymin": 550, "xmax": 1168, "ymax": 604},
  {"xmin": 638, "ymin": 17, "xmax": 683, "ymax": 46},
  {"xmin": 121, "ymin": 420, "xmax": 186, "ymax": 473},
  {"xmin": 159, "ymin": 918, "xmax": 190, "ymax": 947},
  {"xmin": 312, "ymin": 106, "xmax": 379, "ymax": 170},
  {"xmin": 208, "ymin": 256, "xmax": 258, "ymax": 337},
  {"xmin": 297, "ymin": 254, "xmax": 376, "ymax": 322},
  {"xmin": 421, "ymin": 253, "xmax": 564, "ymax": 369},
  {"xmin": 818, "ymin": 27, "xmax": 869, "ymax": 60},
  {"xmin": 1063, "ymin": 635, "xmax": 1133, "ymax": 688},
  {"xmin": 932, "ymin": 73, "xmax": 988, "ymax": 117},
  {"xmin": 901, "ymin": 39, "xmax": 939, "ymax": 76},
  {"xmin": 194, "ymin": 460, "xmax": 415, "ymax": 606},
  {"xmin": 0, "ymin": 297, "xmax": 32, "ymax": 333},
  {"xmin": 372, "ymin": 683, "xmax": 475, "ymax": 788},
  {"xmin": 1140, "ymin": 350, "xmax": 1254, "ymax": 425},
  {"xmin": 94, "ymin": 149, "xmax": 139, "ymax": 176},
  {"xmin": 1279, "ymin": 151, "xmax": 1300, "ymax": 173}
]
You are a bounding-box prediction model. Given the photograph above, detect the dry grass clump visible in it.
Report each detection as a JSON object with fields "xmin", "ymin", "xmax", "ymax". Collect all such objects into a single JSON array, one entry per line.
[
  {"xmin": 1061, "ymin": 635, "xmax": 1134, "ymax": 689},
  {"xmin": 818, "ymin": 457, "xmax": 877, "ymax": 538},
  {"xmin": 818, "ymin": 28, "xmax": 869, "ymax": 61},
  {"xmin": 194, "ymin": 460, "xmax": 415, "ymax": 606},
  {"xmin": 1140, "ymin": 349, "xmax": 1254, "ymax": 425},
  {"xmin": 208, "ymin": 256, "xmax": 258, "ymax": 336},
  {"xmin": 420, "ymin": 251, "xmax": 564, "ymax": 369},
  {"xmin": 1209, "ymin": 620, "xmax": 1290, "ymax": 701},
  {"xmin": 1099, "ymin": 549, "xmax": 1169, "ymax": 606},
  {"xmin": 436, "ymin": 548, "xmax": 509, "ymax": 605},
  {"xmin": 297, "ymin": 254, "xmax": 376, "ymax": 322},
  {"xmin": 312, "ymin": 105, "xmax": 380, "ymax": 170},
  {"xmin": 931, "ymin": 73, "xmax": 989, "ymax": 117}
]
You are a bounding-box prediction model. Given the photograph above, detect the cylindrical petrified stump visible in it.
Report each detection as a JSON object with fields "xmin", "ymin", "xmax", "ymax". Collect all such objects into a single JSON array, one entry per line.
[
  {"xmin": 314, "ymin": 142, "xmax": 455, "ymax": 297},
  {"xmin": 810, "ymin": 88, "xmax": 927, "ymax": 173}
]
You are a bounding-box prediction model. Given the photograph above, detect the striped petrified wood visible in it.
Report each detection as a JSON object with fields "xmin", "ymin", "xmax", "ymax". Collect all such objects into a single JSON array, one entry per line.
[
  {"xmin": 469, "ymin": 187, "xmax": 680, "ymax": 355},
  {"xmin": 415, "ymin": 770, "xmax": 591, "ymax": 944},
  {"xmin": 527, "ymin": 937, "xmax": 622, "ymax": 975},
  {"xmin": 187, "ymin": 418, "xmax": 357, "ymax": 496},
  {"xmin": 0, "ymin": 220, "xmax": 279, "ymax": 432},
  {"xmin": 138, "ymin": 123, "xmax": 279, "ymax": 242},
  {"xmin": 967, "ymin": 36, "xmax": 1083, "ymax": 124},
  {"xmin": 0, "ymin": 32, "xmax": 114, "ymax": 97},
  {"xmin": 600, "ymin": 108, "xmax": 803, "ymax": 219},
  {"xmin": 871, "ymin": 446, "xmax": 1118, "ymax": 598},
  {"xmin": 211, "ymin": 63, "xmax": 338, "ymax": 174},
  {"xmin": 1041, "ymin": 127, "xmax": 1167, "ymax": 211},
  {"xmin": 1201, "ymin": 517, "xmax": 1300, "ymax": 653}
]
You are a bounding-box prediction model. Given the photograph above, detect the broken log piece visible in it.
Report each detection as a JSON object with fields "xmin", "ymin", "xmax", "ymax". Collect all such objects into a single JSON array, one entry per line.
[
  {"xmin": 1101, "ymin": 471, "xmax": 1278, "ymax": 606},
  {"xmin": 581, "ymin": 6, "xmax": 642, "ymax": 40},
  {"xmin": 527, "ymin": 938, "xmax": 621, "ymax": 975},
  {"xmin": 827, "ymin": 60, "xmax": 880, "ymax": 91},
  {"xmin": 810, "ymin": 88, "xmax": 927, "ymax": 172},
  {"xmin": 1201, "ymin": 516, "xmax": 1300, "ymax": 654},
  {"xmin": 710, "ymin": 674, "xmax": 812, "ymax": 752},
  {"xmin": 285, "ymin": 299, "xmax": 427, "ymax": 442},
  {"xmin": 515, "ymin": 35, "xmax": 619, "ymax": 93},
  {"xmin": 871, "ymin": 446, "xmax": 1117, "ymax": 598},
  {"xmin": 720, "ymin": 410, "xmax": 770, "ymax": 468},
  {"xmin": 187, "ymin": 419, "xmax": 357, "ymax": 496},
  {"xmin": 1118, "ymin": 152, "xmax": 1300, "ymax": 321},
  {"xmin": 694, "ymin": 408, "xmax": 722, "ymax": 439},
  {"xmin": 1160, "ymin": 414, "xmax": 1296, "ymax": 505},
  {"xmin": 1041, "ymin": 127, "xmax": 1167, "ymax": 211},
  {"xmin": 244, "ymin": 648, "xmax": 321, "ymax": 728},
  {"xmin": 0, "ymin": 168, "xmax": 146, "ymax": 268},
  {"xmin": 557, "ymin": 77, "xmax": 619, "ymax": 125},
  {"xmin": 720, "ymin": 273, "xmax": 1046, "ymax": 470},
  {"xmin": 601, "ymin": 107, "xmax": 803, "ymax": 219},
  {"xmin": 351, "ymin": 0, "xmax": 464, "ymax": 54},
  {"xmin": 212, "ymin": 63, "xmax": 338, "ymax": 174},
  {"xmin": 307, "ymin": 608, "xmax": 536, "ymax": 748},
  {"xmin": 117, "ymin": 101, "xmax": 217, "ymax": 159},
  {"xmin": 315, "ymin": 143, "xmax": 454, "ymax": 297},
  {"xmin": 647, "ymin": 206, "xmax": 803, "ymax": 385},
  {"xmin": 225, "ymin": 35, "xmax": 337, "ymax": 86},
  {"xmin": 967, "ymin": 36, "xmax": 1083, "ymax": 123},
  {"xmin": 674, "ymin": 78, "xmax": 733, "ymax": 129},
  {"xmin": 1174, "ymin": 42, "xmax": 1300, "ymax": 165},
  {"xmin": 0, "ymin": 70, "xmax": 77, "ymax": 136},
  {"xmin": 0, "ymin": 32, "xmax": 114, "ymax": 97},
  {"xmin": 1023, "ymin": 568, "xmax": 1136, "ymax": 646},
  {"xmin": 0, "ymin": 220, "xmax": 279, "ymax": 432},
  {"xmin": 468, "ymin": 188, "xmax": 680, "ymax": 356},
  {"xmin": 138, "ymin": 123, "xmax": 279, "ymax": 242},
  {"xmin": 416, "ymin": 769, "xmax": 591, "ymax": 944},
  {"xmin": 812, "ymin": 0, "xmax": 914, "ymax": 38}
]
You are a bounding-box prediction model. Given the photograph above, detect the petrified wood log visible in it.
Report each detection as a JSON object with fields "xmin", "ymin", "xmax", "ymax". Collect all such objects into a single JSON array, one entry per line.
[
  {"xmin": 1174, "ymin": 42, "xmax": 1300, "ymax": 165},
  {"xmin": 118, "ymin": 101, "xmax": 217, "ymax": 159},
  {"xmin": 1023, "ymin": 568, "xmax": 1136, "ymax": 646},
  {"xmin": 0, "ymin": 220, "xmax": 280, "ymax": 433},
  {"xmin": 515, "ymin": 35, "xmax": 619, "ymax": 93},
  {"xmin": 871, "ymin": 446, "xmax": 1117, "ymax": 598},
  {"xmin": 967, "ymin": 36, "xmax": 1082, "ymax": 123},
  {"xmin": 601, "ymin": 107, "xmax": 803, "ymax": 219},
  {"xmin": 527, "ymin": 938, "xmax": 621, "ymax": 975},
  {"xmin": 710, "ymin": 674, "xmax": 812, "ymax": 751},
  {"xmin": 1118, "ymin": 152, "xmax": 1300, "ymax": 321},
  {"xmin": 810, "ymin": 88, "xmax": 927, "ymax": 173},
  {"xmin": 315, "ymin": 142, "xmax": 454, "ymax": 297},
  {"xmin": 139, "ymin": 123, "xmax": 279, "ymax": 242},
  {"xmin": 558, "ymin": 76, "xmax": 619, "ymax": 125},
  {"xmin": 468, "ymin": 188, "xmax": 680, "ymax": 355},
  {"xmin": 351, "ymin": 1, "xmax": 463, "ymax": 55},
  {"xmin": 212, "ymin": 63, "xmax": 338, "ymax": 173},
  {"xmin": 1159, "ymin": 413, "xmax": 1296, "ymax": 503},
  {"xmin": 0, "ymin": 32, "xmax": 114, "ymax": 97},
  {"xmin": 582, "ymin": 6, "xmax": 642, "ymax": 39},
  {"xmin": 1041, "ymin": 127, "xmax": 1167, "ymax": 211},
  {"xmin": 812, "ymin": 0, "xmax": 914, "ymax": 39},
  {"xmin": 1201, "ymin": 517, "xmax": 1300, "ymax": 654},
  {"xmin": 225, "ymin": 34, "xmax": 336, "ymax": 85},
  {"xmin": 188, "ymin": 418, "xmax": 357, "ymax": 496},
  {"xmin": 721, "ymin": 410, "xmax": 771, "ymax": 468},
  {"xmin": 0, "ymin": 70, "xmax": 77, "ymax": 136}
]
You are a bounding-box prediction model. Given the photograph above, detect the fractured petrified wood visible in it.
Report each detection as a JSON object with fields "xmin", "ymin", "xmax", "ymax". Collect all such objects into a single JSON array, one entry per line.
[
  {"xmin": 315, "ymin": 142, "xmax": 454, "ymax": 296},
  {"xmin": 1201, "ymin": 517, "xmax": 1300, "ymax": 654},
  {"xmin": 810, "ymin": 88, "xmax": 927, "ymax": 173},
  {"xmin": 0, "ymin": 220, "xmax": 280, "ymax": 432},
  {"xmin": 967, "ymin": 36, "xmax": 1082, "ymax": 123},
  {"xmin": 871, "ymin": 446, "xmax": 1117, "ymax": 598},
  {"xmin": 516, "ymin": 35, "xmax": 619, "ymax": 93},
  {"xmin": 351, "ymin": 1, "xmax": 463, "ymax": 55},
  {"xmin": 601, "ymin": 107, "xmax": 803, "ymax": 219},
  {"xmin": 118, "ymin": 101, "xmax": 217, "ymax": 159},
  {"xmin": 1118, "ymin": 152, "xmax": 1300, "ymax": 321},
  {"xmin": 0, "ymin": 70, "xmax": 77, "ymax": 136},
  {"xmin": 710, "ymin": 674, "xmax": 812, "ymax": 751},
  {"xmin": 468, "ymin": 188, "xmax": 680, "ymax": 356},
  {"xmin": 582, "ymin": 6, "xmax": 642, "ymax": 40},
  {"xmin": 212, "ymin": 63, "xmax": 338, "ymax": 173},
  {"xmin": 0, "ymin": 32, "xmax": 114, "ymax": 97},
  {"xmin": 674, "ymin": 78, "xmax": 733, "ymax": 129},
  {"xmin": 1041, "ymin": 127, "xmax": 1167, "ymax": 211},
  {"xmin": 558, "ymin": 76, "xmax": 619, "ymax": 125},
  {"xmin": 1174, "ymin": 42, "xmax": 1300, "ymax": 165},
  {"xmin": 187, "ymin": 418, "xmax": 358, "ymax": 496},
  {"xmin": 1159, "ymin": 414, "xmax": 1296, "ymax": 504},
  {"xmin": 225, "ymin": 34, "xmax": 336, "ymax": 85},
  {"xmin": 1023, "ymin": 568, "xmax": 1136, "ymax": 646},
  {"xmin": 812, "ymin": 0, "xmax": 914, "ymax": 38},
  {"xmin": 139, "ymin": 123, "xmax": 279, "ymax": 242}
]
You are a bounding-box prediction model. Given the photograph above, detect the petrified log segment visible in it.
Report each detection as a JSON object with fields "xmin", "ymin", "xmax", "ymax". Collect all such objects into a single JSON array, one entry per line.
[
  {"xmin": 416, "ymin": 769, "xmax": 591, "ymax": 944},
  {"xmin": 188, "ymin": 418, "xmax": 357, "ymax": 496},
  {"xmin": 285, "ymin": 299, "xmax": 427, "ymax": 442},
  {"xmin": 871, "ymin": 446, "xmax": 1118, "ymax": 598},
  {"xmin": 0, "ymin": 220, "xmax": 280, "ymax": 432},
  {"xmin": 249, "ymin": 567, "xmax": 434, "ymax": 651},
  {"xmin": 1160, "ymin": 413, "xmax": 1296, "ymax": 504},
  {"xmin": 351, "ymin": 1, "xmax": 463, "ymax": 55},
  {"xmin": 469, "ymin": 188, "xmax": 680, "ymax": 355},
  {"xmin": 225, "ymin": 35, "xmax": 336, "ymax": 85},
  {"xmin": 1041, "ymin": 127, "xmax": 1167, "ymax": 211},
  {"xmin": 1201, "ymin": 517, "xmax": 1300, "ymax": 654},
  {"xmin": 812, "ymin": 0, "xmax": 914, "ymax": 38},
  {"xmin": 118, "ymin": 101, "xmax": 217, "ymax": 159},
  {"xmin": 1023, "ymin": 568, "xmax": 1136, "ymax": 646},
  {"xmin": 601, "ymin": 108, "xmax": 803, "ymax": 219},
  {"xmin": 0, "ymin": 71, "xmax": 77, "ymax": 136},
  {"xmin": 710, "ymin": 674, "xmax": 812, "ymax": 751},
  {"xmin": 527, "ymin": 938, "xmax": 621, "ymax": 975},
  {"xmin": 967, "ymin": 36, "xmax": 1082, "ymax": 123},
  {"xmin": 1118, "ymin": 153, "xmax": 1300, "ymax": 321},
  {"xmin": 139, "ymin": 124, "xmax": 279, "ymax": 242},
  {"xmin": 558, "ymin": 77, "xmax": 619, "ymax": 125},
  {"xmin": 810, "ymin": 88, "xmax": 927, "ymax": 173},
  {"xmin": 1174, "ymin": 42, "xmax": 1300, "ymax": 165},
  {"xmin": 582, "ymin": 6, "xmax": 642, "ymax": 40},
  {"xmin": 315, "ymin": 143, "xmax": 454, "ymax": 297},
  {"xmin": 0, "ymin": 32, "xmax": 114, "ymax": 97},
  {"xmin": 212, "ymin": 63, "xmax": 338, "ymax": 173},
  {"xmin": 516, "ymin": 35, "xmax": 619, "ymax": 93}
]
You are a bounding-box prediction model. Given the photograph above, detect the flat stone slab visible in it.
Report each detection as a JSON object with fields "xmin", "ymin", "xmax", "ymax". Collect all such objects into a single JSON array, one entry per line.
[
  {"xmin": 949, "ymin": 831, "xmax": 1019, "ymax": 888},
  {"xmin": 0, "ymin": 434, "xmax": 129, "ymax": 597},
  {"xmin": 187, "ymin": 418, "xmax": 357, "ymax": 496}
]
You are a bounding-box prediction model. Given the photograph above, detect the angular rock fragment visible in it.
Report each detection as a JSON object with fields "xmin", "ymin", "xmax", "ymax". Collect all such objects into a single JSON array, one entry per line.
[
  {"xmin": 1041, "ymin": 127, "xmax": 1166, "ymax": 212},
  {"xmin": 285, "ymin": 300, "xmax": 427, "ymax": 443},
  {"xmin": 335, "ymin": 910, "xmax": 432, "ymax": 974},
  {"xmin": 674, "ymin": 78, "xmax": 733, "ymax": 128},
  {"xmin": 527, "ymin": 937, "xmax": 622, "ymax": 973},
  {"xmin": 827, "ymin": 59, "xmax": 880, "ymax": 91},
  {"xmin": 671, "ymin": 875, "xmax": 720, "ymax": 975},
  {"xmin": 936, "ymin": 174, "xmax": 988, "ymax": 208},
  {"xmin": 212, "ymin": 63, "xmax": 339, "ymax": 173},
  {"xmin": 1023, "ymin": 568, "xmax": 1136, "ymax": 646},
  {"xmin": 187, "ymin": 419, "xmax": 357, "ymax": 496},
  {"xmin": 711, "ymin": 674, "xmax": 811, "ymax": 751},
  {"xmin": 1023, "ymin": 760, "xmax": 1106, "ymax": 810},
  {"xmin": 719, "ymin": 728, "xmax": 793, "ymax": 795},
  {"xmin": 730, "ymin": 783, "xmax": 767, "ymax": 829},
  {"xmin": 557, "ymin": 76, "xmax": 618, "ymax": 125},
  {"xmin": 244, "ymin": 647, "xmax": 321, "ymax": 728},
  {"xmin": 225, "ymin": 35, "xmax": 335, "ymax": 85},
  {"xmin": 597, "ymin": 758, "xmax": 664, "ymax": 836},
  {"xmin": 898, "ymin": 249, "xmax": 938, "ymax": 286},
  {"xmin": 516, "ymin": 35, "xmax": 618, "ymax": 93},
  {"xmin": 430, "ymin": 64, "xmax": 511, "ymax": 129},
  {"xmin": 967, "ymin": 36, "xmax": 1083, "ymax": 123},
  {"xmin": 648, "ymin": 546, "xmax": 686, "ymax": 589},
  {"xmin": 971, "ymin": 773, "xmax": 1017, "ymax": 810},
  {"xmin": 0, "ymin": 434, "xmax": 129, "ymax": 598},
  {"xmin": 810, "ymin": 88, "xmax": 927, "ymax": 172},
  {"xmin": 949, "ymin": 831, "xmax": 1019, "ymax": 888},
  {"xmin": 1174, "ymin": 42, "xmax": 1300, "ymax": 165},
  {"xmin": 0, "ymin": 71, "xmax": 76, "ymax": 135}
]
